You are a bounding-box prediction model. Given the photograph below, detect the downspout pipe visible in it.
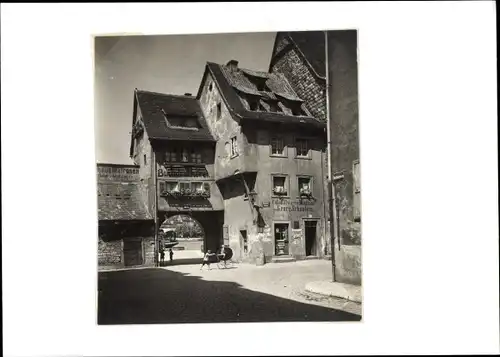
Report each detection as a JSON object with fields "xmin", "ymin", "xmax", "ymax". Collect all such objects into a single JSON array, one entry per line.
[{"xmin": 325, "ymin": 30, "xmax": 337, "ymax": 282}]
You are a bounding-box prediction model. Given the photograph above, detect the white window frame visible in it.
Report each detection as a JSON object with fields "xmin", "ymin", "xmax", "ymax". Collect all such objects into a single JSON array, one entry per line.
[
  {"xmin": 230, "ymin": 136, "xmax": 239, "ymax": 158},
  {"xmin": 295, "ymin": 138, "xmax": 310, "ymax": 158},
  {"xmin": 271, "ymin": 174, "xmax": 289, "ymax": 197},
  {"xmin": 270, "ymin": 136, "xmax": 286, "ymax": 157}
]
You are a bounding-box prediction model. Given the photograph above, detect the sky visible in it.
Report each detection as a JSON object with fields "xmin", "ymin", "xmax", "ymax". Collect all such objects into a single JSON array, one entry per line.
[{"xmin": 94, "ymin": 32, "xmax": 277, "ymax": 164}]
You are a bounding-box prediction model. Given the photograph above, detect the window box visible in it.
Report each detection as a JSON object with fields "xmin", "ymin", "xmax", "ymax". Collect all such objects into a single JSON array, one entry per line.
[
  {"xmin": 273, "ymin": 188, "xmax": 288, "ymax": 196},
  {"xmin": 299, "ymin": 188, "xmax": 313, "ymax": 198}
]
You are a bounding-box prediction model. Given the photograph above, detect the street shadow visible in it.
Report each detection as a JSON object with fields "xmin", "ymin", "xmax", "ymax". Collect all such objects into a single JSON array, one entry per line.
[
  {"xmin": 160, "ymin": 258, "xmax": 203, "ymax": 266},
  {"xmin": 98, "ymin": 268, "xmax": 361, "ymax": 325}
]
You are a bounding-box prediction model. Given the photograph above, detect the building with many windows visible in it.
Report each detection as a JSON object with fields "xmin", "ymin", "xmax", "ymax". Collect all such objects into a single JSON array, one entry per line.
[{"xmin": 96, "ymin": 31, "xmax": 360, "ymax": 278}]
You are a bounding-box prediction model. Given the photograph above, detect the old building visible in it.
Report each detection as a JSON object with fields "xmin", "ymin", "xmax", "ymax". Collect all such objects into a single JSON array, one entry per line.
[
  {"xmin": 270, "ymin": 31, "xmax": 362, "ymax": 285},
  {"xmin": 196, "ymin": 60, "xmax": 328, "ymax": 263},
  {"xmin": 97, "ymin": 32, "xmax": 360, "ymax": 273},
  {"xmin": 129, "ymin": 89, "xmax": 224, "ymax": 259},
  {"xmin": 97, "ymin": 163, "xmax": 155, "ymax": 268}
]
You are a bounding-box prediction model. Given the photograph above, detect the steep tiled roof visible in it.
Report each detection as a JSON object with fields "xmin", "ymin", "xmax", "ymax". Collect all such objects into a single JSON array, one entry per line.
[
  {"xmin": 97, "ymin": 181, "xmax": 153, "ymax": 221},
  {"xmin": 287, "ymin": 31, "xmax": 326, "ymax": 79},
  {"xmin": 204, "ymin": 62, "xmax": 325, "ymax": 128},
  {"xmin": 135, "ymin": 90, "xmax": 215, "ymax": 142}
]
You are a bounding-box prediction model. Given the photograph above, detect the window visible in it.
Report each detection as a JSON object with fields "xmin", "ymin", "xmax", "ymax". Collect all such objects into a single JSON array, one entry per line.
[
  {"xmin": 230, "ymin": 136, "xmax": 239, "ymax": 157},
  {"xmin": 269, "ymin": 101, "xmax": 283, "ymax": 113},
  {"xmin": 248, "ymin": 97, "xmax": 261, "ymax": 111},
  {"xmin": 165, "ymin": 181, "xmax": 179, "ymax": 193},
  {"xmin": 216, "ymin": 102, "xmax": 222, "ymax": 121},
  {"xmin": 293, "ymin": 221, "xmax": 300, "ymax": 229},
  {"xmin": 296, "ymin": 138, "xmax": 309, "ymax": 158},
  {"xmin": 298, "ymin": 176, "xmax": 313, "ymax": 197},
  {"xmin": 272, "ymin": 175, "xmax": 288, "ymax": 196},
  {"xmin": 270, "ymin": 136, "xmax": 285, "ymax": 156},
  {"xmin": 143, "ymin": 154, "xmax": 147, "ymax": 165},
  {"xmin": 190, "ymin": 149, "xmax": 202, "ymax": 164},
  {"xmin": 181, "ymin": 148, "xmax": 189, "ymax": 163},
  {"xmin": 191, "ymin": 182, "xmax": 203, "ymax": 192},
  {"xmin": 179, "ymin": 182, "xmax": 191, "ymax": 192},
  {"xmin": 165, "ymin": 149, "xmax": 178, "ymax": 163},
  {"xmin": 209, "ymin": 83, "xmax": 213, "ymax": 92}
]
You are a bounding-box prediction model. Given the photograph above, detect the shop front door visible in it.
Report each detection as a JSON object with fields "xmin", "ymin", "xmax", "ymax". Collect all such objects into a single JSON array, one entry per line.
[{"xmin": 274, "ymin": 223, "xmax": 289, "ymax": 256}]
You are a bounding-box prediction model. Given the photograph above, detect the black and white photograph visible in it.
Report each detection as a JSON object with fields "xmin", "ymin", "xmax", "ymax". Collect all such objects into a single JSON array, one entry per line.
[
  {"xmin": 3, "ymin": 2, "xmax": 498, "ymax": 356},
  {"xmin": 95, "ymin": 30, "xmax": 363, "ymax": 324}
]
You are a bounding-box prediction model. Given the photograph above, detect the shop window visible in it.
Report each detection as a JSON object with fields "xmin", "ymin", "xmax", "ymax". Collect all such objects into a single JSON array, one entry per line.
[
  {"xmin": 179, "ymin": 182, "xmax": 191, "ymax": 192},
  {"xmin": 298, "ymin": 176, "xmax": 313, "ymax": 197},
  {"xmin": 272, "ymin": 175, "xmax": 288, "ymax": 196},
  {"xmin": 270, "ymin": 136, "xmax": 286, "ymax": 156},
  {"xmin": 295, "ymin": 138, "xmax": 310, "ymax": 158}
]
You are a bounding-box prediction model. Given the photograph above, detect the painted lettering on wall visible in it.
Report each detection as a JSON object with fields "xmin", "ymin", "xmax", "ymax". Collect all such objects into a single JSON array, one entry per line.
[
  {"xmin": 97, "ymin": 166, "xmax": 139, "ymax": 182},
  {"xmin": 272, "ymin": 199, "xmax": 314, "ymax": 212}
]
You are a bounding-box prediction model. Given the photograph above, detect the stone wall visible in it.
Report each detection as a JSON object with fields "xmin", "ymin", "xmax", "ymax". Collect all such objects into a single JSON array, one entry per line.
[
  {"xmin": 334, "ymin": 245, "xmax": 362, "ymax": 285},
  {"xmin": 98, "ymin": 238, "xmax": 122, "ymax": 267}
]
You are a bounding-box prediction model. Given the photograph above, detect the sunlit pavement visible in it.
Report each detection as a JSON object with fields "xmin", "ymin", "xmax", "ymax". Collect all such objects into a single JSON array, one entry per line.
[{"xmin": 98, "ymin": 259, "xmax": 361, "ymax": 325}]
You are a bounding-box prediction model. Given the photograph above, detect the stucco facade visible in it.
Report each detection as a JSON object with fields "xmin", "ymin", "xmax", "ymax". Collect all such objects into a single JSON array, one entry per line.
[
  {"xmin": 198, "ymin": 65, "xmax": 328, "ymax": 263},
  {"xmin": 270, "ymin": 31, "xmax": 361, "ymax": 284}
]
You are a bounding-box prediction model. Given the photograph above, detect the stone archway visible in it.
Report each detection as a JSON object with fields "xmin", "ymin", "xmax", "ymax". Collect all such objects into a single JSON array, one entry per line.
[{"xmin": 161, "ymin": 210, "xmax": 224, "ymax": 258}]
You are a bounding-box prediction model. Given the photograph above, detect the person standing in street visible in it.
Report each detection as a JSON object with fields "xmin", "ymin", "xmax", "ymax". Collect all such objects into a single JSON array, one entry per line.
[
  {"xmin": 169, "ymin": 248, "xmax": 174, "ymax": 263},
  {"xmin": 160, "ymin": 249, "xmax": 165, "ymax": 266}
]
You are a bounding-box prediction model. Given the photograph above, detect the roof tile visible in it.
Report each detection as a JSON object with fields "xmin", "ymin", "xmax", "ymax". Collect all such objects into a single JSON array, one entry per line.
[{"xmin": 135, "ymin": 90, "xmax": 215, "ymax": 142}]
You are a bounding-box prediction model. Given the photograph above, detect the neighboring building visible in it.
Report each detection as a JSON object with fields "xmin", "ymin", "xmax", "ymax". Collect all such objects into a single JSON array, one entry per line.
[
  {"xmin": 269, "ymin": 31, "xmax": 327, "ymax": 123},
  {"xmin": 129, "ymin": 89, "xmax": 224, "ymax": 258},
  {"xmin": 196, "ymin": 60, "xmax": 327, "ymax": 263},
  {"xmin": 270, "ymin": 31, "xmax": 361, "ymax": 285},
  {"xmin": 326, "ymin": 30, "xmax": 361, "ymax": 285},
  {"xmin": 97, "ymin": 163, "xmax": 155, "ymax": 268}
]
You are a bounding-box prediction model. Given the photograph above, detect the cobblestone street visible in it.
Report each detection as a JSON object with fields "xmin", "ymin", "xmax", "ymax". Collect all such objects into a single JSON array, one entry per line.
[{"xmin": 98, "ymin": 260, "xmax": 362, "ymax": 324}]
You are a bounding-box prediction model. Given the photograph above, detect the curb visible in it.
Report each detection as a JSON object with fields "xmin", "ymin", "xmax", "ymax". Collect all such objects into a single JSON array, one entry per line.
[{"xmin": 305, "ymin": 281, "xmax": 362, "ymax": 303}]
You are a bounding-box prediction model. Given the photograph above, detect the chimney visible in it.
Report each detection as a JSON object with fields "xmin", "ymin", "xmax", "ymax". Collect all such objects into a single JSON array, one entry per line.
[
  {"xmin": 226, "ymin": 59, "xmax": 239, "ymax": 71},
  {"xmin": 184, "ymin": 93, "xmax": 192, "ymax": 96}
]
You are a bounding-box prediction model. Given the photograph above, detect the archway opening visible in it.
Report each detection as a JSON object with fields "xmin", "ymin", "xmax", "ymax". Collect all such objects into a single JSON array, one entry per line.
[{"xmin": 159, "ymin": 214, "xmax": 205, "ymax": 263}]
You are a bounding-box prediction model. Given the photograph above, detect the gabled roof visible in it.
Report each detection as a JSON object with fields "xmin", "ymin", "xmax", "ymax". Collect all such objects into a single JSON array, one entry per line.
[
  {"xmin": 97, "ymin": 181, "xmax": 153, "ymax": 221},
  {"xmin": 288, "ymin": 31, "xmax": 326, "ymax": 79},
  {"xmin": 133, "ymin": 89, "xmax": 215, "ymax": 143},
  {"xmin": 270, "ymin": 31, "xmax": 326, "ymax": 80},
  {"xmin": 198, "ymin": 62, "xmax": 325, "ymax": 129}
]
